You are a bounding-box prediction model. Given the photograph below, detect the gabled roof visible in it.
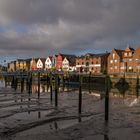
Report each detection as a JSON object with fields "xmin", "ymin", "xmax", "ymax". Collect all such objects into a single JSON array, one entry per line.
[
  {"xmin": 125, "ymin": 45, "xmax": 135, "ymax": 52},
  {"xmin": 64, "ymin": 57, "xmax": 76, "ymax": 66},
  {"xmin": 59, "ymin": 53, "xmax": 76, "ymax": 59},
  {"xmin": 114, "ymin": 49, "xmax": 125, "ymax": 59}
]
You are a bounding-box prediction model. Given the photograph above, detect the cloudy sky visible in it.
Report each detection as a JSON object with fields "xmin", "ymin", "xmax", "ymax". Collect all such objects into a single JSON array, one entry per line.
[{"xmin": 0, "ymin": 0, "xmax": 140, "ymax": 58}]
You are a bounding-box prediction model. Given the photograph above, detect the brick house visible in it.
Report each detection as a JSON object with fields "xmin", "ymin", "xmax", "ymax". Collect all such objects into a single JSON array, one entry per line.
[
  {"xmin": 76, "ymin": 53, "xmax": 109, "ymax": 74},
  {"xmin": 133, "ymin": 47, "xmax": 140, "ymax": 73},
  {"xmin": 56, "ymin": 53, "xmax": 76, "ymax": 71},
  {"xmin": 108, "ymin": 46, "xmax": 135, "ymax": 74}
]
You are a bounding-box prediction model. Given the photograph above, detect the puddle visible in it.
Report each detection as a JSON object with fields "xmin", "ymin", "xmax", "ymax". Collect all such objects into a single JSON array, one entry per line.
[
  {"xmin": 15, "ymin": 115, "xmax": 92, "ymax": 137},
  {"xmin": 11, "ymin": 110, "xmax": 54, "ymax": 121}
]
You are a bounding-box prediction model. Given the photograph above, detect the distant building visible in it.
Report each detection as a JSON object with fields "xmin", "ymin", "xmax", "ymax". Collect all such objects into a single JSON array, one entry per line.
[
  {"xmin": 8, "ymin": 61, "xmax": 16, "ymax": 72},
  {"xmin": 56, "ymin": 53, "xmax": 76, "ymax": 71},
  {"xmin": 30, "ymin": 58, "xmax": 46, "ymax": 71},
  {"xmin": 62, "ymin": 57, "xmax": 76, "ymax": 71},
  {"xmin": 108, "ymin": 46, "xmax": 135, "ymax": 74},
  {"xmin": 76, "ymin": 53, "xmax": 109, "ymax": 74},
  {"xmin": 133, "ymin": 46, "xmax": 140, "ymax": 73},
  {"xmin": 45, "ymin": 56, "xmax": 53, "ymax": 70}
]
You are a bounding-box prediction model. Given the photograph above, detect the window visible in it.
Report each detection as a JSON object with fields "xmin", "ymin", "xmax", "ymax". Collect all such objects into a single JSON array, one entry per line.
[
  {"xmin": 115, "ymin": 60, "xmax": 117, "ymax": 63},
  {"xmin": 110, "ymin": 60, "xmax": 113, "ymax": 63},
  {"xmin": 113, "ymin": 53, "xmax": 115, "ymax": 59},
  {"xmin": 124, "ymin": 53, "xmax": 127, "ymax": 56},
  {"xmin": 129, "ymin": 59, "xmax": 132, "ymax": 62},
  {"xmin": 129, "ymin": 52, "xmax": 132, "ymax": 56},
  {"xmin": 115, "ymin": 66, "xmax": 117, "ymax": 69}
]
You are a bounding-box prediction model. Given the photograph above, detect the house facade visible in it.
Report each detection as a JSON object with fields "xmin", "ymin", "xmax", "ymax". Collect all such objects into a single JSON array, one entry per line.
[
  {"xmin": 45, "ymin": 56, "xmax": 53, "ymax": 70},
  {"xmin": 133, "ymin": 47, "xmax": 140, "ymax": 73},
  {"xmin": 108, "ymin": 49, "xmax": 124, "ymax": 74},
  {"xmin": 30, "ymin": 58, "xmax": 45, "ymax": 71},
  {"xmin": 108, "ymin": 46, "xmax": 135, "ymax": 74},
  {"xmin": 76, "ymin": 53, "xmax": 109, "ymax": 74},
  {"xmin": 56, "ymin": 53, "xmax": 76, "ymax": 71},
  {"xmin": 30, "ymin": 58, "xmax": 37, "ymax": 71},
  {"xmin": 15, "ymin": 59, "xmax": 31, "ymax": 71},
  {"xmin": 8, "ymin": 61, "xmax": 16, "ymax": 72},
  {"xmin": 62, "ymin": 57, "xmax": 76, "ymax": 71},
  {"xmin": 36, "ymin": 58, "xmax": 45, "ymax": 70}
]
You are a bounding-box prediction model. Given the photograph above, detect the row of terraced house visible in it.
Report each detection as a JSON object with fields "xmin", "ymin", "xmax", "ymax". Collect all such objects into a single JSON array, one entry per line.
[{"xmin": 7, "ymin": 45, "xmax": 140, "ymax": 74}]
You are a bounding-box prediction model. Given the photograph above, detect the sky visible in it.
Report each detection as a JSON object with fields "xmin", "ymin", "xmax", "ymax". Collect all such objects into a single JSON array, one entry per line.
[{"xmin": 0, "ymin": 0, "xmax": 140, "ymax": 60}]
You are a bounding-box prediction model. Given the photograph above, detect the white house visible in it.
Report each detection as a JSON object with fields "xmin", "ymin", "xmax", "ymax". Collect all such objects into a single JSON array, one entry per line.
[
  {"xmin": 36, "ymin": 58, "xmax": 44, "ymax": 70},
  {"xmin": 45, "ymin": 56, "xmax": 53, "ymax": 69},
  {"xmin": 62, "ymin": 57, "xmax": 76, "ymax": 71}
]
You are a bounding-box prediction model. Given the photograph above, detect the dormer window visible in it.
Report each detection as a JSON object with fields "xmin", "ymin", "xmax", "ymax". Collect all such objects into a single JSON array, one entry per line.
[
  {"xmin": 124, "ymin": 53, "xmax": 127, "ymax": 56},
  {"xmin": 129, "ymin": 52, "xmax": 132, "ymax": 56},
  {"xmin": 113, "ymin": 53, "xmax": 115, "ymax": 59}
]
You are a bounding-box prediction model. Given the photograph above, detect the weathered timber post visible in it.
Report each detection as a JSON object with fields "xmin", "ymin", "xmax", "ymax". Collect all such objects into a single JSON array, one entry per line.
[
  {"xmin": 62, "ymin": 74, "xmax": 65, "ymax": 92},
  {"xmin": 136, "ymin": 74, "xmax": 139, "ymax": 98},
  {"xmin": 50, "ymin": 72, "xmax": 53, "ymax": 102},
  {"xmin": 55, "ymin": 73, "xmax": 58, "ymax": 107},
  {"xmin": 4, "ymin": 76, "xmax": 7, "ymax": 87},
  {"xmin": 14, "ymin": 76, "xmax": 18, "ymax": 91},
  {"xmin": 21, "ymin": 73, "xmax": 24, "ymax": 93},
  {"xmin": 28, "ymin": 72, "xmax": 32, "ymax": 95},
  {"xmin": 105, "ymin": 75, "xmax": 109, "ymax": 122},
  {"xmin": 79, "ymin": 74, "xmax": 82, "ymax": 114},
  {"xmin": 38, "ymin": 71, "xmax": 40, "ymax": 99},
  {"xmin": 89, "ymin": 72, "xmax": 91, "ymax": 93}
]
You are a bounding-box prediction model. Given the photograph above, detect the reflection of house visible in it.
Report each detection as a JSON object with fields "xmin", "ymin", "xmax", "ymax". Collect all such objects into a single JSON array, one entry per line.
[
  {"xmin": 62, "ymin": 57, "xmax": 76, "ymax": 71},
  {"xmin": 133, "ymin": 47, "xmax": 140, "ymax": 73},
  {"xmin": 56, "ymin": 53, "xmax": 76, "ymax": 71},
  {"xmin": 108, "ymin": 46, "xmax": 135, "ymax": 74},
  {"xmin": 76, "ymin": 53, "xmax": 109, "ymax": 74}
]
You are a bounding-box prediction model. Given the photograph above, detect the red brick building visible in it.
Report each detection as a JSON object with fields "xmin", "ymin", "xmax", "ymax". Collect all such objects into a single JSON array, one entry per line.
[
  {"xmin": 133, "ymin": 47, "xmax": 140, "ymax": 73},
  {"xmin": 76, "ymin": 53, "xmax": 109, "ymax": 74},
  {"xmin": 108, "ymin": 46, "xmax": 135, "ymax": 74}
]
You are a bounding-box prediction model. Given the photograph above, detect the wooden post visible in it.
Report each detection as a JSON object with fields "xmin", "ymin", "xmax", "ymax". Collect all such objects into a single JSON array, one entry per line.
[
  {"xmin": 4, "ymin": 76, "xmax": 7, "ymax": 87},
  {"xmin": 67, "ymin": 72, "xmax": 70, "ymax": 92},
  {"xmin": 79, "ymin": 75, "xmax": 82, "ymax": 114},
  {"xmin": 21, "ymin": 74, "xmax": 24, "ymax": 93},
  {"xmin": 136, "ymin": 74, "xmax": 139, "ymax": 98},
  {"xmin": 50, "ymin": 73, "xmax": 53, "ymax": 102},
  {"xmin": 105, "ymin": 75, "xmax": 109, "ymax": 122},
  {"xmin": 55, "ymin": 74, "xmax": 58, "ymax": 107},
  {"xmin": 38, "ymin": 71, "xmax": 40, "ymax": 99},
  {"xmin": 28, "ymin": 72, "xmax": 32, "ymax": 95},
  {"xmin": 62, "ymin": 74, "xmax": 65, "ymax": 92},
  {"xmin": 14, "ymin": 76, "xmax": 18, "ymax": 91},
  {"xmin": 89, "ymin": 72, "xmax": 91, "ymax": 93}
]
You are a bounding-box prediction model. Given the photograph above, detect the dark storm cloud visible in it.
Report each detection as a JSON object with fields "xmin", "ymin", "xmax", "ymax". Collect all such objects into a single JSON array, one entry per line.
[{"xmin": 0, "ymin": 0, "xmax": 140, "ymax": 56}]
